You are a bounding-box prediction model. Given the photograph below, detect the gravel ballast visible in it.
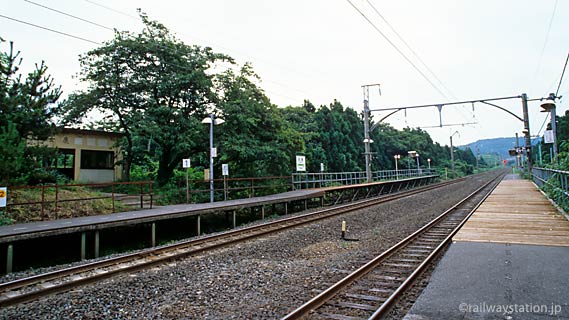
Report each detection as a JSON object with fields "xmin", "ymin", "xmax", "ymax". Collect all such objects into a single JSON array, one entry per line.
[{"xmin": 0, "ymin": 174, "xmax": 495, "ymax": 319}]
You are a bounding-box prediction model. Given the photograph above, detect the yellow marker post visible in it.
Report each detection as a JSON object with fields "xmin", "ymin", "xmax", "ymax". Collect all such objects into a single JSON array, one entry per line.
[{"xmin": 341, "ymin": 220, "xmax": 346, "ymax": 239}]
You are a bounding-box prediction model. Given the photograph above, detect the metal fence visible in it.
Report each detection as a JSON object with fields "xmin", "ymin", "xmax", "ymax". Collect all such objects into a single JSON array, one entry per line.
[
  {"xmin": 532, "ymin": 167, "xmax": 569, "ymax": 210},
  {"xmin": 177, "ymin": 176, "xmax": 292, "ymax": 203},
  {"xmin": 292, "ymin": 168, "xmax": 438, "ymax": 190},
  {"xmin": 4, "ymin": 181, "xmax": 154, "ymax": 222}
]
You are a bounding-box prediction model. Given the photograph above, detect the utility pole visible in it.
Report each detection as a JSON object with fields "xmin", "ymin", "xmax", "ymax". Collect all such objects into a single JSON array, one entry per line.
[
  {"xmin": 521, "ymin": 93, "xmax": 532, "ymax": 176},
  {"xmin": 362, "ymin": 84, "xmax": 380, "ymax": 183},
  {"xmin": 515, "ymin": 132, "xmax": 520, "ymax": 169},
  {"xmin": 450, "ymin": 136, "xmax": 455, "ymax": 178},
  {"xmin": 450, "ymin": 131, "xmax": 459, "ymax": 179}
]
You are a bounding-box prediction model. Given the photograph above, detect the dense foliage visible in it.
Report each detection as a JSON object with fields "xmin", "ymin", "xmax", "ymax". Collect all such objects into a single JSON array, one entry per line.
[{"xmin": 0, "ymin": 37, "xmax": 62, "ymax": 185}]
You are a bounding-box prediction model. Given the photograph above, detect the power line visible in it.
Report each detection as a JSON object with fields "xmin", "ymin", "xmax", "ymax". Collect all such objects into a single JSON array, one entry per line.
[
  {"xmin": 555, "ymin": 51, "xmax": 569, "ymax": 96},
  {"xmin": 364, "ymin": 0, "xmax": 456, "ymax": 100},
  {"xmin": 534, "ymin": 0, "xmax": 558, "ymax": 92},
  {"xmin": 2, "ymin": 9, "xmax": 305, "ymax": 104},
  {"xmin": 24, "ymin": 0, "xmax": 114, "ymax": 31},
  {"xmin": 82, "ymin": 0, "xmax": 337, "ymax": 86},
  {"xmin": 364, "ymin": 0, "xmax": 476, "ymax": 123},
  {"xmin": 345, "ymin": 0, "xmax": 449, "ymax": 100},
  {"xmin": 0, "ymin": 14, "xmax": 101, "ymax": 45},
  {"xmin": 83, "ymin": 0, "xmax": 138, "ymax": 19}
]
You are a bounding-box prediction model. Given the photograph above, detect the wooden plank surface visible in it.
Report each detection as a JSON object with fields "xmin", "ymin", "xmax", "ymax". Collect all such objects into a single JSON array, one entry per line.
[{"xmin": 453, "ymin": 179, "xmax": 569, "ymax": 247}]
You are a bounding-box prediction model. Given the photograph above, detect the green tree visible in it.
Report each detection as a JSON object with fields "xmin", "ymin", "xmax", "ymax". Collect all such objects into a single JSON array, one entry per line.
[
  {"xmin": 216, "ymin": 64, "xmax": 298, "ymax": 177},
  {"xmin": 0, "ymin": 38, "xmax": 61, "ymax": 184},
  {"xmin": 61, "ymin": 12, "xmax": 230, "ymax": 185}
]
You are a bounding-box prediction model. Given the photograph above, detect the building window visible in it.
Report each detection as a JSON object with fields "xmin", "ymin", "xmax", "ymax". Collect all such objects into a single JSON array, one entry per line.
[
  {"xmin": 57, "ymin": 149, "xmax": 75, "ymax": 168},
  {"xmin": 81, "ymin": 150, "xmax": 114, "ymax": 169}
]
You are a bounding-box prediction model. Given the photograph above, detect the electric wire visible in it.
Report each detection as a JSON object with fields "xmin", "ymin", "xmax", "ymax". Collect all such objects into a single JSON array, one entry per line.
[
  {"xmin": 364, "ymin": 0, "xmax": 456, "ymax": 100},
  {"xmin": 0, "ymin": 14, "xmax": 101, "ymax": 45},
  {"xmin": 8, "ymin": 3, "xmax": 307, "ymax": 104},
  {"xmin": 81, "ymin": 0, "xmax": 337, "ymax": 89},
  {"xmin": 555, "ymin": 51, "xmax": 569, "ymax": 97},
  {"xmin": 346, "ymin": 0, "xmax": 448, "ymax": 100},
  {"xmin": 533, "ymin": 0, "xmax": 559, "ymax": 92},
  {"xmin": 365, "ymin": 0, "xmax": 476, "ymax": 122},
  {"xmin": 24, "ymin": 0, "xmax": 114, "ymax": 31}
]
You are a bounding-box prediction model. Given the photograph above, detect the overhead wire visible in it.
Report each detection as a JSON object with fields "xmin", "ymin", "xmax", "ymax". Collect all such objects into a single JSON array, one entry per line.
[
  {"xmin": 345, "ymin": 0, "xmax": 449, "ymax": 100},
  {"xmin": 533, "ymin": 0, "xmax": 559, "ymax": 93},
  {"xmin": 0, "ymin": 14, "xmax": 100, "ymax": 45},
  {"xmin": 364, "ymin": 0, "xmax": 475, "ymax": 124},
  {"xmin": 24, "ymin": 0, "xmax": 114, "ymax": 31},
  {"xmin": 364, "ymin": 0, "xmax": 456, "ymax": 100},
  {"xmin": 81, "ymin": 0, "xmax": 337, "ymax": 92},
  {"xmin": 555, "ymin": 51, "xmax": 569, "ymax": 97},
  {"xmin": 7, "ymin": 1, "xmax": 307, "ymax": 104},
  {"xmin": 351, "ymin": 0, "xmax": 474, "ymax": 125}
]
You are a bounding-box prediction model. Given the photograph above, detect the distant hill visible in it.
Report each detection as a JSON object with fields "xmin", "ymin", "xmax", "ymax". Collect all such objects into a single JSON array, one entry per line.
[{"xmin": 460, "ymin": 137, "xmax": 541, "ymax": 159}]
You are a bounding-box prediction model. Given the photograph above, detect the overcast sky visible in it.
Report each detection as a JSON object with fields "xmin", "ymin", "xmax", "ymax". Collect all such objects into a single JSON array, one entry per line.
[{"xmin": 2, "ymin": 0, "xmax": 568, "ymax": 146}]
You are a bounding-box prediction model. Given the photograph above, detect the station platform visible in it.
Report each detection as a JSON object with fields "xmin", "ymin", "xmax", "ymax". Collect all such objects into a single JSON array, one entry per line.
[
  {"xmin": 0, "ymin": 189, "xmax": 325, "ymax": 243},
  {"xmin": 405, "ymin": 174, "xmax": 569, "ymax": 319}
]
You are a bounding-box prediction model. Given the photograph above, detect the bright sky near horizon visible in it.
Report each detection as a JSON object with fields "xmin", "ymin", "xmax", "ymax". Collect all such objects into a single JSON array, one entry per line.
[{"xmin": 2, "ymin": 0, "xmax": 568, "ymax": 147}]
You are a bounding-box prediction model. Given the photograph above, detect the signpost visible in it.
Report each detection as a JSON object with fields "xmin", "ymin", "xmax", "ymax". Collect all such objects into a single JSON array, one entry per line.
[
  {"xmin": 182, "ymin": 159, "xmax": 191, "ymax": 203},
  {"xmin": 222, "ymin": 164, "xmax": 229, "ymax": 200},
  {"xmin": 296, "ymin": 155, "xmax": 306, "ymax": 172},
  {"xmin": 0, "ymin": 187, "xmax": 6, "ymax": 208}
]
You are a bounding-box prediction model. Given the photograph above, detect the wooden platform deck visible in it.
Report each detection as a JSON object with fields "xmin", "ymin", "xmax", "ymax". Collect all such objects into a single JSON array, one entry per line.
[{"xmin": 453, "ymin": 178, "xmax": 569, "ymax": 247}]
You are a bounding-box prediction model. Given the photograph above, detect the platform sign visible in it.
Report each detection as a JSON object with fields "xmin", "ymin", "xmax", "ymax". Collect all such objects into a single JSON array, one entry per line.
[
  {"xmin": 296, "ymin": 155, "xmax": 306, "ymax": 172},
  {"xmin": 222, "ymin": 164, "xmax": 229, "ymax": 176},
  {"xmin": 211, "ymin": 147, "xmax": 217, "ymax": 158},
  {"xmin": 544, "ymin": 130, "xmax": 554, "ymax": 144},
  {"xmin": 320, "ymin": 163, "xmax": 324, "ymax": 172},
  {"xmin": 0, "ymin": 187, "xmax": 6, "ymax": 208},
  {"xmin": 182, "ymin": 158, "xmax": 191, "ymax": 168}
]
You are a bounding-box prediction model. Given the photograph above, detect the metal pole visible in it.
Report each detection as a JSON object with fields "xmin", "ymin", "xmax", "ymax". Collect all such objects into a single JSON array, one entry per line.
[
  {"xmin": 521, "ymin": 93, "xmax": 532, "ymax": 175},
  {"xmin": 395, "ymin": 157, "xmax": 398, "ymax": 180},
  {"xmin": 450, "ymin": 135, "xmax": 455, "ymax": 178},
  {"xmin": 551, "ymin": 105, "xmax": 558, "ymax": 161},
  {"xmin": 538, "ymin": 143, "xmax": 542, "ymax": 165},
  {"xmin": 416, "ymin": 155, "xmax": 420, "ymax": 172},
  {"xmin": 209, "ymin": 113, "xmax": 214, "ymax": 203},
  {"xmin": 363, "ymin": 98, "xmax": 372, "ymax": 183},
  {"xmin": 515, "ymin": 132, "xmax": 520, "ymax": 169}
]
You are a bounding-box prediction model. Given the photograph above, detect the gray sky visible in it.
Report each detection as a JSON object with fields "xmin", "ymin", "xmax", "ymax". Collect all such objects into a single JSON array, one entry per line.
[{"xmin": 2, "ymin": 0, "xmax": 568, "ymax": 146}]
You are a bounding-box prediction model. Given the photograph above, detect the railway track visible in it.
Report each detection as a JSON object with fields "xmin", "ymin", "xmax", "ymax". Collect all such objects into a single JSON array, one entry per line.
[
  {"xmin": 0, "ymin": 177, "xmax": 466, "ymax": 308},
  {"xmin": 282, "ymin": 171, "xmax": 505, "ymax": 320}
]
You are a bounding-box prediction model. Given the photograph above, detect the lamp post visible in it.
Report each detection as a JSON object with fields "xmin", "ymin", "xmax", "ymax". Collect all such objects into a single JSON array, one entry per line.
[
  {"xmin": 202, "ymin": 114, "xmax": 225, "ymax": 203},
  {"xmin": 427, "ymin": 158, "xmax": 431, "ymax": 170},
  {"xmin": 408, "ymin": 151, "xmax": 417, "ymax": 176},
  {"xmin": 394, "ymin": 154, "xmax": 400, "ymax": 180},
  {"xmin": 450, "ymin": 131, "xmax": 460, "ymax": 179},
  {"xmin": 540, "ymin": 94, "xmax": 558, "ymax": 162},
  {"xmin": 416, "ymin": 153, "xmax": 420, "ymax": 173}
]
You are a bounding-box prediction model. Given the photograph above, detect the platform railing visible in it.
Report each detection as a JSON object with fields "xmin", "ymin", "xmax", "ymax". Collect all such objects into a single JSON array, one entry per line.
[
  {"xmin": 532, "ymin": 167, "xmax": 569, "ymax": 210},
  {"xmin": 292, "ymin": 168, "xmax": 437, "ymax": 190},
  {"xmin": 4, "ymin": 181, "xmax": 154, "ymax": 223}
]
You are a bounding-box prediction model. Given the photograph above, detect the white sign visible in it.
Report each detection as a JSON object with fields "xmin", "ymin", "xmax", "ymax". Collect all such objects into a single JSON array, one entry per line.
[
  {"xmin": 0, "ymin": 187, "xmax": 6, "ymax": 208},
  {"xmin": 544, "ymin": 130, "xmax": 555, "ymax": 144},
  {"xmin": 211, "ymin": 147, "xmax": 217, "ymax": 158},
  {"xmin": 182, "ymin": 158, "xmax": 191, "ymax": 168},
  {"xmin": 222, "ymin": 164, "xmax": 229, "ymax": 176},
  {"xmin": 296, "ymin": 155, "xmax": 306, "ymax": 172},
  {"xmin": 320, "ymin": 163, "xmax": 325, "ymax": 172}
]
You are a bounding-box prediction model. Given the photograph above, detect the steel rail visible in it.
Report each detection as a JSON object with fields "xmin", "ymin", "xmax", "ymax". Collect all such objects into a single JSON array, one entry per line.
[
  {"xmin": 282, "ymin": 171, "xmax": 504, "ymax": 320},
  {"xmin": 0, "ymin": 177, "xmax": 466, "ymax": 308},
  {"xmin": 369, "ymin": 172, "xmax": 503, "ymax": 318}
]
